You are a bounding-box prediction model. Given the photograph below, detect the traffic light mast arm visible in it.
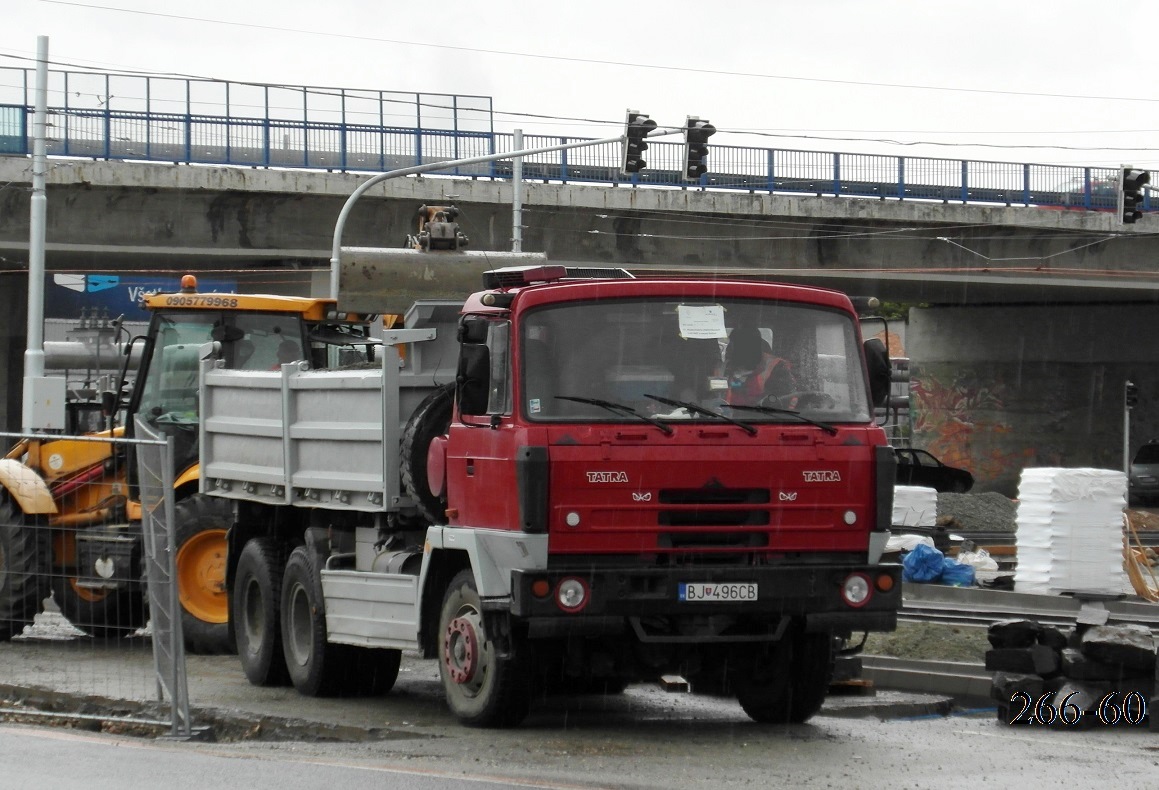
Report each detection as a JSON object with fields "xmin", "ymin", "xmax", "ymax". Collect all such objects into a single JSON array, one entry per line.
[{"xmin": 329, "ymin": 134, "xmax": 623, "ymax": 298}]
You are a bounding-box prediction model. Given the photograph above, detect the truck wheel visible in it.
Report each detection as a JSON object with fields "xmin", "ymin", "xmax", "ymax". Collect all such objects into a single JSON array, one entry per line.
[
  {"xmin": 345, "ymin": 646, "xmax": 403, "ymax": 695},
  {"xmin": 281, "ymin": 546, "xmax": 346, "ymax": 697},
  {"xmin": 400, "ymin": 384, "xmax": 455, "ymax": 525},
  {"xmin": 233, "ymin": 538, "xmax": 290, "ymax": 687},
  {"xmin": 734, "ymin": 631, "xmax": 834, "ymax": 724},
  {"xmin": 732, "ymin": 638, "xmax": 795, "ymax": 724},
  {"xmin": 438, "ymin": 569, "xmax": 530, "ymax": 727},
  {"xmin": 786, "ymin": 633, "xmax": 835, "ymax": 724},
  {"xmin": 174, "ymin": 494, "xmax": 235, "ymax": 655},
  {"xmin": 51, "ymin": 576, "xmax": 145, "ymax": 640},
  {"xmin": 0, "ymin": 496, "xmax": 46, "ymax": 642}
]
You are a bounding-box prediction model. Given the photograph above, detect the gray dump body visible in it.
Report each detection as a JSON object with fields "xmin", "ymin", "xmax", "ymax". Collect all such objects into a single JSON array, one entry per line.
[{"xmin": 199, "ymin": 299, "xmax": 459, "ymax": 513}]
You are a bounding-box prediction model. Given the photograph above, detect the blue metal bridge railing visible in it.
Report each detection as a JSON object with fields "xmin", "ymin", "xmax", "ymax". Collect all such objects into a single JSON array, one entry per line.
[{"xmin": 0, "ymin": 66, "xmax": 1143, "ymax": 213}]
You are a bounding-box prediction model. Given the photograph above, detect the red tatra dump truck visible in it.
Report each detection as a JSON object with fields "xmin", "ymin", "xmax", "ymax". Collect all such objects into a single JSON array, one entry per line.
[{"xmin": 196, "ymin": 255, "xmax": 901, "ymax": 727}]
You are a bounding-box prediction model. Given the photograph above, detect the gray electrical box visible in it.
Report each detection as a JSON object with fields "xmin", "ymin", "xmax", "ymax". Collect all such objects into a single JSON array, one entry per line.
[{"xmin": 25, "ymin": 376, "xmax": 67, "ymax": 431}]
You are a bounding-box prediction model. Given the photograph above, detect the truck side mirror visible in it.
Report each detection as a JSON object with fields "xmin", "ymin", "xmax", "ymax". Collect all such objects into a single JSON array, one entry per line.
[
  {"xmin": 863, "ymin": 338, "xmax": 891, "ymax": 408},
  {"xmin": 456, "ymin": 343, "xmax": 491, "ymax": 416}
]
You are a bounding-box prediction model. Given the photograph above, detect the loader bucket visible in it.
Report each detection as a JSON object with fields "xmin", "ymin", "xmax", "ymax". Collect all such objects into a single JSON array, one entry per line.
[{"xmin": 338, "ymin": 248, "xmax": 548, "ymax": 314}]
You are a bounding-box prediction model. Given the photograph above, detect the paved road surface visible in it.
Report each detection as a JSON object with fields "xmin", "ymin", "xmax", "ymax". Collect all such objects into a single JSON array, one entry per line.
[{"xmin": 3, "ymin": 615, "xmax": 1158, "ymax": 788}]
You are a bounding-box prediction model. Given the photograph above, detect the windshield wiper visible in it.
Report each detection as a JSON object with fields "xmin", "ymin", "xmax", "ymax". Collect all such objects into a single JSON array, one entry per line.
[
  {"xmin": 723, "ymin": 403, "xmax": 839, "ymax": 435},
  {"xmin": 642, "ymin": 393, "xmax": 757, "ymax": 436},
  {"xmin": 554, "ymin": 395, "xmax": 674, "ymax": 436}
]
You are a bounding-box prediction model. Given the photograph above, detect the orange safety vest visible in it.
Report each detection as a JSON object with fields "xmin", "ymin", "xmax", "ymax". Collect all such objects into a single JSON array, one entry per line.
[{"xmin": 725, "ymin": 355, "xmax": 791, "ymax": 405}]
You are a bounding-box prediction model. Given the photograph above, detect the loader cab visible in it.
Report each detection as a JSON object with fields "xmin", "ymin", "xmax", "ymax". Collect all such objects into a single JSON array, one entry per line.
[{"xmin": 306, "ymin": 322, "xmax": 381, "ymax": 369}]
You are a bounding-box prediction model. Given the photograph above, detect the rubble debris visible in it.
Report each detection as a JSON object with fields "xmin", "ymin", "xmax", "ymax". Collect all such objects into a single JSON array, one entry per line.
[
  {"xmin": 1079, "ymin": 624, "xmax": 1157, "ymax": 673},
  {"xmin": 987, "ymin": 620, "xmax": 1157, "ymax": 729},
  {"xmin": 987, "ymin": 619, "xmax": 1042, "ymax": 649},
  {"xmin": 985, "ymin": 644, "xmax": 1060, "ymax": 677}
]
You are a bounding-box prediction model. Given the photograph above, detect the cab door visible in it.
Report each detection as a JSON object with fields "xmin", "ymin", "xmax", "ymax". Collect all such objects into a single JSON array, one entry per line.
[{"xmin": 445, "ymin": 317, "xmax": 523, "ymax": 531}]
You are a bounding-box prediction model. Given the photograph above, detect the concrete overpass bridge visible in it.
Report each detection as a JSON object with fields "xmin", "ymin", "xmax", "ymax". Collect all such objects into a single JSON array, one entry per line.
[{"xmin": 3, "ymin": 156, "xmax": 1157, "ymax": 496}]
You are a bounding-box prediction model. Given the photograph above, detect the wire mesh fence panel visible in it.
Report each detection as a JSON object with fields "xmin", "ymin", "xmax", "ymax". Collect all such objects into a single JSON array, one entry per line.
[
  {"xmin": 133, "ymin": 419, "xmax": 190, "ymax": 736},
  {"xmin": 0, "ymin": 429, "xmax": 188, "ymax": 735}
]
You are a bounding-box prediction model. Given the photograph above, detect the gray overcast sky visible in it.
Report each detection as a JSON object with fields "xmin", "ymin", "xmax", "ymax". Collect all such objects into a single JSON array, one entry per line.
[{"xmin": 4, "ymin": 0, "xmax": 1159, "ymax": 168}]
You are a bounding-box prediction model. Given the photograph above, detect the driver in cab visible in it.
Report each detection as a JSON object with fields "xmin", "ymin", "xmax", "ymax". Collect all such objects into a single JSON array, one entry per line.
[{"xmin": 718, "ymin": 325, "xmax": 796, "ymax": 407}]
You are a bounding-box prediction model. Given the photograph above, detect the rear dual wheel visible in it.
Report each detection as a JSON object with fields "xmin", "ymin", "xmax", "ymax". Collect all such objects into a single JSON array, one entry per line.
[
  {"xmin": 234, "ymin": 538, "xmax": 289, "ymax": 687},
  {"xmin": 280, "ymin": 546, "xmax": 401, "ymax": 697}
]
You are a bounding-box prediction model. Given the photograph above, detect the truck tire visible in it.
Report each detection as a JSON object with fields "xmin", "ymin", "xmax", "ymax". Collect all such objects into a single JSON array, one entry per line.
[
  {"xmin": 279, "ymin": 546, "xmax": 402, "ymax": 697},
  {"xmin": 438, "ymin": 569, "xmax": 530, "ymax": 727},
  {"xmin": 786, "ymin": 633, "xmax": 834, "ymax": 724},
  {"xmin": 281, "ymin": 546, "xmax": 347, "ymax": 697},
  {"xmin": 733, "ymin": 631, "xmax": 833, "ymax": 724},
  {"xmin": 0, "ymin": 495, "xmax": 46, "ymax": 642},
  {"xmin": 345, "ymin": 646, "xmax": 403, "ymax": 696},
  {"xmin": 233, "ymin": 537, "xmax": 290, "ymax": 687},
  {"xmin": 51, "ymin": 576, "xmax": 145, "ymax": 640},
  {"xmin": 732, "ymin": 638, "xmax": 795, "ymax": 724},
  {"xmin": 174, "ymin": 494, "xmax": 235, "ymax": 655},
  {"xmin": 400, "ymin": 384, "xmax": 455, "ymax": 526}
]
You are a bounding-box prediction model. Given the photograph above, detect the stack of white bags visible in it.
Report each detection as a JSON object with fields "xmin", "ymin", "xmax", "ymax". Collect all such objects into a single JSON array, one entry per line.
[
  {"xmin": 892, "ymin": 485, "xmax": 938, "ymax": 528},
  {"xmin": 1013, "ymin": 468, "xmax": 1127, "ymax": 596}
]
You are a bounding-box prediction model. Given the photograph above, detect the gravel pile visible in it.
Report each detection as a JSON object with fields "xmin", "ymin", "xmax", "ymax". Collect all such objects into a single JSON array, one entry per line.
[{"xmin": 935, "ymin": 492, "xmax": 1018, "ymax": 534}]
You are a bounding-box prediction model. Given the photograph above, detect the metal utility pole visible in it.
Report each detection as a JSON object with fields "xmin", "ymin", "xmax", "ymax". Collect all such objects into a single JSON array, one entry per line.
[
  {"xmin": 512, "ymin": 128, "xmax": 523, "ymax": 253},
  {"xmin": 1124, "ymin": 380, "xmax": 1138, "ymax": 476},
  {"xmin": 22, "ymin": 35, "xmax": 49, "ymax": 432}
]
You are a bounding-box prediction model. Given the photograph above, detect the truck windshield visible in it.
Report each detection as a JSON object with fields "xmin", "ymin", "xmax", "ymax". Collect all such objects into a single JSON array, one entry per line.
[{"xmin": 520, "ymin": 298, "xmax": 871, "ymax": 425}]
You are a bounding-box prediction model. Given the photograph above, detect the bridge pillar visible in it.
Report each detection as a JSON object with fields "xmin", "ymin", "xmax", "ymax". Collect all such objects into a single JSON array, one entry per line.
[{"xmin": 908, "ymin": 303, "xmax": 1159, "ymax": 495}]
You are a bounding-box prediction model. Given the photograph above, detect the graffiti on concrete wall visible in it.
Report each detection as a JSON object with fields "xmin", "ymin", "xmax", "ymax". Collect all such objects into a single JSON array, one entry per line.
[{"xmin": 910, "ymin": 367, "xmax": 1031, "ymax": 492}]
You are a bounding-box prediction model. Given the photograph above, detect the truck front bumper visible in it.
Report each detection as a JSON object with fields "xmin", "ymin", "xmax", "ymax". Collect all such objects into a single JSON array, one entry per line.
[{"xmin": 509, "ymin": 563, "xmax": 901, "ymax": 637}]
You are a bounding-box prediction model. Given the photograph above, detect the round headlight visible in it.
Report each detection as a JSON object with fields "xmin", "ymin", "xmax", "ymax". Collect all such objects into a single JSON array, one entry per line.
[
  {"xmin": 841, "ymin": 573, "xmax": 871, "ymax": 608},
  {"xmin": 556, "ymin": 577, "xmax": 589, "ymax": 612}
]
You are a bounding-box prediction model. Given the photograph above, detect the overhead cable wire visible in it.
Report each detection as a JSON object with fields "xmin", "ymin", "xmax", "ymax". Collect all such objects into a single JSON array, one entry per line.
[{"xmin": 37, "ymin": 1, "xmax": 1159, "ymax": 106}]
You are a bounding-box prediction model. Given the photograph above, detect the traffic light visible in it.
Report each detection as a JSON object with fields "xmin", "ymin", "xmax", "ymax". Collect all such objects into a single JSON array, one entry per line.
[
  {"xmin": 621, "ymin": 110, "xmax": 656, "ymax": 175},
  {"xmin": 1126, "ymin": 380, "xmax": 1139, "ymax": 409},
  {"xmin": 683, "ymin": 116, "xmax": 716, "ymax": 181},
  {"xmin": 1121, "ymin": 168, "xmax": 1150, "ymax": 224}
]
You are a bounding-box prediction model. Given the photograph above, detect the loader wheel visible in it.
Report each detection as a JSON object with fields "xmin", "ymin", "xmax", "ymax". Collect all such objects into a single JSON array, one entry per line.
[
  {"xmin": 400, "ymin": 384, "xmax": 455, "ymax": 526},
  {"xmin": 0, "ymin": 495, "xmax": 47, "ymax": 642},
  {"xmin": 51, "ymin": 576, "xmax": 145, "ymax": 641},
  {"xmin": 234, "ymin": 537, "xmax": 290, "ymax": 687},
  {"xmin": 438, "ymin": 569, "xmax": 530, "ymax": 727},
  {"xmin": 174, "ymin": 494, "xmax": 235, "ymax": 655}
]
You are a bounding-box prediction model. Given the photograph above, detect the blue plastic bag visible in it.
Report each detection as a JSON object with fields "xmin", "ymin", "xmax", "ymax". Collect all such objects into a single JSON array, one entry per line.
[
  {"xmin": 941, "ymin": 558, "xmax": 977, "ymax": 587},
  {"xmin": 901, "ymin": 543, "xmax": 945, "ymax": 583}
]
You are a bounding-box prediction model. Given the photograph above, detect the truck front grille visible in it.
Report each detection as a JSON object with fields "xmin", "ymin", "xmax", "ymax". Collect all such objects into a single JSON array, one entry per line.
[{"xmin": 656, "ymin": 487, "xmax": 771, "ymax": 528}]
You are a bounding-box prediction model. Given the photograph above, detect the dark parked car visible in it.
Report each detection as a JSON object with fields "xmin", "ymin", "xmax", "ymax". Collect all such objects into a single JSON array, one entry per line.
[
  {"xmin": 1129, "ymin": 440, "xmax": 1159, "ymax": 506},
  {"xmin": 894, "ymin": 448, "xmax": 974, "ymax": 493}
]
